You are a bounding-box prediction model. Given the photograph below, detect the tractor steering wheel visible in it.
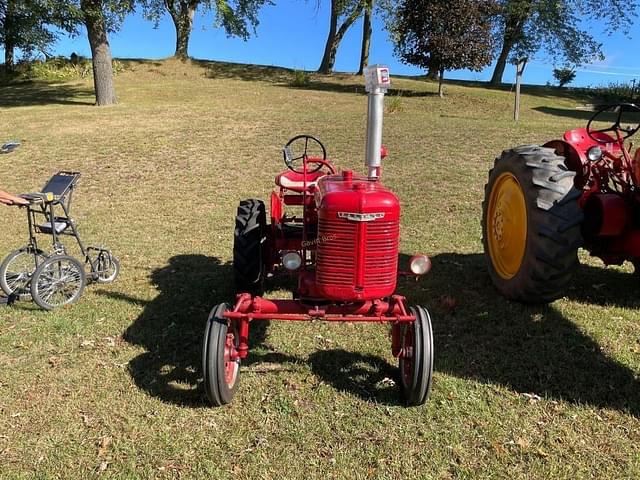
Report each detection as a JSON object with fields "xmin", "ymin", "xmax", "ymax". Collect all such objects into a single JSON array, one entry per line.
[
  {"xmin": 283, "ymin": 134, "xmax": 329, "ymax": 174},
  {"xmin": 586, "ymin": 103, "xmax": 640, "ymax": 144}
]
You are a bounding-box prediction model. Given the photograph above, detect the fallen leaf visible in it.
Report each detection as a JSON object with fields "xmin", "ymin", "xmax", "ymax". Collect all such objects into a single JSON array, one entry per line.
[
  {"xmin": 522, "ymin": 392, "xmax": 542, "ymax": 402},
  {"xmin": 48, "ymin": 356, "xmax": 62, "ymax": 368},
  {"xmin": 97, "ymin": 436, "xmax": 112, "ymax": 457}
]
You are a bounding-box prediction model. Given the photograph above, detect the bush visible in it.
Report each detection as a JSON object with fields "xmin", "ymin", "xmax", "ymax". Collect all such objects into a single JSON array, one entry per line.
[
  {"xmin": 291, "ymin": 69, "xmax": 310, "ymax": 87},
  {"xmin": 574, "ymin": 81, "xmax": 639, "ymax": 104},
  {"xmin": 2, "ymin": 56, "xmax": 126, "ymax": 81}
]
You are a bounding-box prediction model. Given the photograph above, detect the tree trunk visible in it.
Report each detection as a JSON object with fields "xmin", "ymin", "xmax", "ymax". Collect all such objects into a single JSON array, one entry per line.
[
  {"xmin": 4, "ymin": 43, "xmax": 15, "ymax": 73},
  {"xmin": 490, "ymin": 6, "xmax": 531, "ymax": 86},
  {"xmin": 4, "ymin": 0, "xmax": 15, "ymax": 72},
  {"xmin": 438, "ymin": 68, "xmax": 444, "ymax": 98},
  {"xmin": 167, "ymin": 1, "xmax": 196, "ymax": 59},
  {"xmin": 318, "ymin": 4, "xmax": 339, "ymax": 73},
  {"xmin": 426, "ymin": 64, "xmax": 438, "ymax": 80},
  {"xmin": 357, "ymin": 0, "xmax": 372, "ymax": 75},
  {"xmin": 81, "ymin": 0, "xmax": 117, "ymax": 106},
  {"xmin": 489, "ymin": 37, "xmax": 513, "ymax": 86},
  {"xmin": 318, "ymin": 0, "xmax": 364, "ymax": 74}
]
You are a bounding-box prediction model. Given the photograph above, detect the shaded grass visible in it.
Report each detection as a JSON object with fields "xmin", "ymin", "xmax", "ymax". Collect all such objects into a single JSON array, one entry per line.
[{"xmin": 0, "ymin": 58, "xmax": 639, "ymax": 479}]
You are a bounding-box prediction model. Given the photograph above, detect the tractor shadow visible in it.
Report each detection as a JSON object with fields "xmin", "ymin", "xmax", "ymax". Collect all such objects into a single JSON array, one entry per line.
[
  {"xmin": 99, "ymin": 254, "xmax": 305, "ymax": 406},
  {"xmin": 307, "ymin": 350, "xmax": 403, "ymax": 406},
  {"xmin": 415, "ymin": 252, "xmax": 640, "ymax": 416},
  {"xmin": 102, "ymin": 251, "xmax": 640, "ymax": 412}
]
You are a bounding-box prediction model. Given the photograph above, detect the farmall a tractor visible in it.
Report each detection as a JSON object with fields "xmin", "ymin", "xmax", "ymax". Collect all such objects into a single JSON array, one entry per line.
[
  {"xmin": 482, "ymin": 103, "xmax": 640, "ymax": 302},
  {"xmin": 202, "ymin": 66, "xmax": 434, "ymax": 406}
]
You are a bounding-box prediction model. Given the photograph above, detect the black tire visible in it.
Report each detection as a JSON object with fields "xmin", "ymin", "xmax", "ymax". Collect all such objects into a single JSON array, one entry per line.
[
  {"xmin": 399, "ymin": 306, "xmax": 434, "ymax": 406},
  {"xmin": 233, "ymin": 199, "xmax": 266, "ymax": 295},
  {"xmin": 482, "ymin": 145, "xmax": 583, "ymax": 303},
  {"xmin": 30, "ymin": 255, "xmax": 86, "ymax": 310},
  {"xmin": 0, "ymin": 247, "xmax": 48, "ymax": 297},
  {"xmin": 202, "ymin": 303, "xmax": 240, "ymax": 406},
  {"xmin": 91, "ymin": 251, "xmax": 120, "ymax": 284}
]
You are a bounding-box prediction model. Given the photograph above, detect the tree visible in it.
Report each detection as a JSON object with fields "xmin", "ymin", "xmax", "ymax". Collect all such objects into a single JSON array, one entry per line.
[
  {"xmin": 318, "ymin": 0, "xmax": 363, "ymax": 73},
  {"xmin": 142, "ymin": 0, "xmax": 268, "ymax": 60},
  {"xmin": 79, "ymin": 1, "xmax": 121, "ymax": 105},
  {"xmin": 489, "ymin": 0, "xmax": 636, "ymax": 85},
  {"xmin": 553, "ymin": 67, "xmax": 576, "ymax": 88},
  {"xmin": 356, "ymin": 0, "xmax": 371, "ymax": 75},
  {"xmin": 393, "ymin": 0, "xmax": 496, "ymax": 97},
  {"xmin": 0, "ymin": 0, "xmax": 73, "ymax": 72}
]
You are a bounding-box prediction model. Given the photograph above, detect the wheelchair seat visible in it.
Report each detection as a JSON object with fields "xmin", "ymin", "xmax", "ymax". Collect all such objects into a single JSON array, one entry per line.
[{"xmin": 275, "ymin": 170, "xmax": 327, "ymax": 193}]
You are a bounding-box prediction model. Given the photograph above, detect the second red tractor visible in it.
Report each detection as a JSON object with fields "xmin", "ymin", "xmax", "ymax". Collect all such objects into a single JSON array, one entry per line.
[{"xmin": 483, "ymin": 103, "xmax": 640, "ymax": 302}]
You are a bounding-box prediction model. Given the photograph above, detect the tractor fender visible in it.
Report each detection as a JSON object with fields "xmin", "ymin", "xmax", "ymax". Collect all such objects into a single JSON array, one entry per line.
[{"xmin": 543, "ymin": 139, "xmax": 589, "ymax": 189}]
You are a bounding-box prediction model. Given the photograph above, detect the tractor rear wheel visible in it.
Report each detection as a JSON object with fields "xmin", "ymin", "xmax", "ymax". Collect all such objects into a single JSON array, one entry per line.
[
  {"xmin": 233, "ymin": 199, "xmax": 266, "ymax": 295},
  {"xmin": 482, "ymin": 146, "xmax": 583, "ymax": 303}
]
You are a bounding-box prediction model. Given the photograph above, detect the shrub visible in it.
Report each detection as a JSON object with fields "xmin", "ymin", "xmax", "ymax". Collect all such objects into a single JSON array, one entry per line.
[{"xmin": 291, "ymin": 69, "xmax": 310, "ymax": 87}]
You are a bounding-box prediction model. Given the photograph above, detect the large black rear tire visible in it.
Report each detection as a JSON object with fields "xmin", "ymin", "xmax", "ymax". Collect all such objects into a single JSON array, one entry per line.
[
  {"xmin": 233, "ymin": 199, "xmax": 266, "ymax": 295},
  {"xmin": 482, "ymin": 145, "xmax": 583, "ymax": 303}
]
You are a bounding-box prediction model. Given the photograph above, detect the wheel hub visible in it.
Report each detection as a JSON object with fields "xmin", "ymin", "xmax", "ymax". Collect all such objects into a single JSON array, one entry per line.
[{"xmin": 487, "ymin": 172, "xmax": 528, "ymax": 279}]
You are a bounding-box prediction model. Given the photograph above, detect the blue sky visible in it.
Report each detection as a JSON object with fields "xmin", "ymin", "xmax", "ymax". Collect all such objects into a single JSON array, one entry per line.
[{"xmin": 10, "ymin": 0, "xmax": 640, "ymax": 87}]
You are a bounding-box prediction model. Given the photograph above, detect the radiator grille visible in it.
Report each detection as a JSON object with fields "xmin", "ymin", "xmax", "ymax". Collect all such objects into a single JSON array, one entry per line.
[{"xmin": 316, "ymin": 217, "xmax": 399, "ymax": 292}]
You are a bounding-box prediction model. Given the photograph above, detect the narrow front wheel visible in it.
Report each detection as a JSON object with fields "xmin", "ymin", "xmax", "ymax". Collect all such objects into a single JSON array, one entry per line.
[
  {"xmin": 202, "ymin": 303, "xmax": 241, "ymax": 406},
  {"xmin": 399, "ymin": 306, "xmax": 434, "ymax": 406}
]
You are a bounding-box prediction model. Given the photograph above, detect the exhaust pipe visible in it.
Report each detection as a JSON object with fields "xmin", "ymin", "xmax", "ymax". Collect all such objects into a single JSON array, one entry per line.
[{"xmin": 364, "ymin": 65, "xmax": 391, "ymax": 180}]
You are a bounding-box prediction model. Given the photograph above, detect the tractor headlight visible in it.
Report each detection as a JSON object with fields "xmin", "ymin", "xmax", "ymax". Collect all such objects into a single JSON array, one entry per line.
[
  {"xmin": 409, "ymin": 254, "xmax": 431, "ymax": 275},
  {"xmin": 587, "ymin": 146, "xmax": 603, "ymax": 162},
  {"xmin": 282, "ymin": 251, "xmax": 302, "ymax": 271}
]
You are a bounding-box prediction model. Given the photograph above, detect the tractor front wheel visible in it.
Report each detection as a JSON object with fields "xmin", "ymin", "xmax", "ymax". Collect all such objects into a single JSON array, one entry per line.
[
  {"xmin": 482, "ymin": 146, "xmax": 583, "ymax": 303},
  {"xmin": 233, "ymin": 199, "xmax": 266, "ymax": 295},
  {"xmin": 399, "ymin": 306, "xmax": 434, "ymax": 406},
  {"xmin": 202, "ymin": 303, "xmax": 241, "ymax": 406}
]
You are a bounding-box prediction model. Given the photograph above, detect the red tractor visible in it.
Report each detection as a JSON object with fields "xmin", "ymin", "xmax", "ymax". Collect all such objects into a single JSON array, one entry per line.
[
  {"xmin": 482, "ymin": 103, "xmax": 640, "ymax": 302},
  {"xmin": 202, "ymin": 66, "xmax": 434, "ymax": 406}
]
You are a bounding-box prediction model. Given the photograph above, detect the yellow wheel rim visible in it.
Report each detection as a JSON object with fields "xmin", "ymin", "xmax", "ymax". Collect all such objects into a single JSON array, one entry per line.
[{"xmin": 487, "ymin": 172, "xmax": 527, "ymax": 279}]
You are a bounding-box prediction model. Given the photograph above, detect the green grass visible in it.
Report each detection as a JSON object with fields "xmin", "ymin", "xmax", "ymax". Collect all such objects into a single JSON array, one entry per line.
[{"xmin": 1, "ymin": 58, "xmax": 639, "ymax": 479}]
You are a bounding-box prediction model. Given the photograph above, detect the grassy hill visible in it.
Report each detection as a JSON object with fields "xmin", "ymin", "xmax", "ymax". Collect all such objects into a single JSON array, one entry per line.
[{"xmin": 0, "ymin": 58, "xmax": 638, "ymax": 479}]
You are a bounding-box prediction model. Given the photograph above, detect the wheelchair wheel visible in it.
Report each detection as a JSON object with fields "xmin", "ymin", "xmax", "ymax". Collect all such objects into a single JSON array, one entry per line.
[
  {"xmin": 0, "ymin": 247, "xmax": 48, "ymax": 298},
  {"xmin": 30, "ymin": 255, "xmax": 86, "ymax": 310},
  {"xmin": 91, "ymin": 251, "xmax": 120, "ymax": 284}
]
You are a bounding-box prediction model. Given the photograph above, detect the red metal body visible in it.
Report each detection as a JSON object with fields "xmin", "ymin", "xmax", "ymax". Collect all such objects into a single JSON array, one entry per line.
[
  {"xmin": 545, "ymin": 124, "xmax": 640, "ymax": 265},
  {"xmin": 225, "ymin": 148, "xmax": 417, "ymax": 361}
]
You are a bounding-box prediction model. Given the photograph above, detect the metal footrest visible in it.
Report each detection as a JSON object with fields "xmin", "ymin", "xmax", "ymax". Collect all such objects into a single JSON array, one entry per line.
[{"xmin": 37, "ymin": 220, "xmax": 69, "ymax": 235}]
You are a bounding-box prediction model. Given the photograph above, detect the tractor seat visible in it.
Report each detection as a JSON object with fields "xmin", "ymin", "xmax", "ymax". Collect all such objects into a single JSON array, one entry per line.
[{"xmin": 275, "ymin": 170, "xmax": 327, "ymax": 193}]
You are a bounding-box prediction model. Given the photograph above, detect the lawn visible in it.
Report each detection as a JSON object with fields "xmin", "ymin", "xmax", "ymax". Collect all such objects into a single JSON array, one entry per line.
[{"xmin": 0, "ymin": 59, "xmax": 638, "ymax": 479}]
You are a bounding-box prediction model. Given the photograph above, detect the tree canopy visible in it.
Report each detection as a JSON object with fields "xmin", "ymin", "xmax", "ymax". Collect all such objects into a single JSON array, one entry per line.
[
  {"xmin": 490, "ymin": 0, "xmax": 637, "ymax": 85},
  {"xmin": 142, "ymin": 0, "xmax": 269, "ymax": 59},
  {"xmin": 393, "ymin": 0, "xmax": 496, "ymax": 96}
]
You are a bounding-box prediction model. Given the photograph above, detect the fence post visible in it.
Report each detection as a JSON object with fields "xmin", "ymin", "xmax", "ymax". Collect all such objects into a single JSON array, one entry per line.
[{"xmin": 514, "ymin": 58, "xmax": 527, "ymax": 122}]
